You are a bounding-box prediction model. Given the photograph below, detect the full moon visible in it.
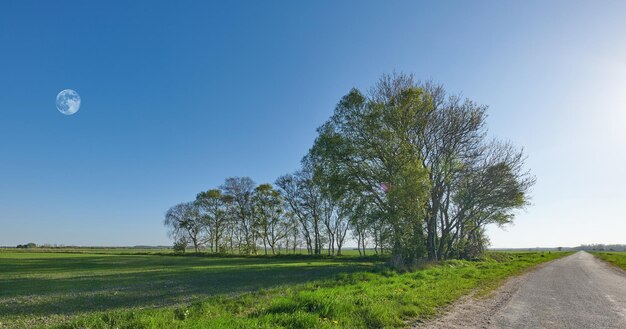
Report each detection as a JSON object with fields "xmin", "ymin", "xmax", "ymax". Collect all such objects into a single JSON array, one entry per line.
[{"xmin": 56, "ymin": 89, "xmax": 81, "ymax": 115}]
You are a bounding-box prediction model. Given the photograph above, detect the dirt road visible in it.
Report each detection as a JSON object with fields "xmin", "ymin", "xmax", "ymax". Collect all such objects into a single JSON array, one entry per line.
[{"xmin": 415, "ymin": 251, "xmax": 626, "ymax": 329}]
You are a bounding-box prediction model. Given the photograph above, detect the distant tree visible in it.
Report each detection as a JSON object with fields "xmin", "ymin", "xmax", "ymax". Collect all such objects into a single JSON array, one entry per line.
[
  {"xmin": 276, "ymin": 166, "xmax": 327, "ymax": 255},
  {"xmin": 369, "ymin": 211, "xmax": 392, "ymax": 255},
  {"xmin": 252, "ymin": 184, "xmax": 287, "ymax": 255},
  {"xmin": 173, "ymin": 238, "xmax": 187, "ymax": 253},
  {"xmin": 281, "ymin": 212, "xmax": 301, "ymax": 254},
  {"xmin": 163, "ymin": 202, "xmax": 204, "ymax": 252},
  {"xmin": 223, "ymin": 212, "xmax": 239, "ymax": 254},
  {"xmin": 196, "ymin": 189, "xmax": 231, "ymax": 253},
  {"xmin": 313, "ymin": 169, "xmax": 350, "ymax": 256},
  {"xmin": 221, "ymin": 177, "xmax": 256, "ymax": 254}
]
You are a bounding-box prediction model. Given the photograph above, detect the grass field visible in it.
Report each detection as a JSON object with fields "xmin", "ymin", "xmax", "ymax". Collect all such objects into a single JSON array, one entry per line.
[
  {"xmin": 591, "ymin": 251, "xmax": 626, "ymax": 271},
  {"xmin": 0, "ymin": 250, "xmax": 570, "ymax": 328},
  {"xmin": 0, "ymin": 247, "xmax": 368, "ymax": 256}
]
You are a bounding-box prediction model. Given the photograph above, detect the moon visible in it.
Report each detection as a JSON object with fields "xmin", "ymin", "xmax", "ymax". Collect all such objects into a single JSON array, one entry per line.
[{"xmin": 56, "ymin": 89, "xmax": 81, "ymax": 115}]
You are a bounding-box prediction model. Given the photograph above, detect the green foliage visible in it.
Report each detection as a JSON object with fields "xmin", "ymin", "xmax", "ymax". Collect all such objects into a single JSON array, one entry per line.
[
  {"xmin": 386, "ymin": 160, "xmax": 430, "ymax": 266},
  {"xmin": 309, "ymin": 73, "xmax": 534, "ymax": 263},
  {"xmin": 16, "ymin": 242, "xmax": 37, "ymax": 249},
  {"xmin": 161, "ymin": 73, "xmax": 534, "ymax": 266},
  {"xmin": 164, "ymin": 202, "xmax": 203, "ymax": 252},
  {"xmin": 172, "ymin": 239, "xmax": 187, "ymax": 253},
  {"xmin": 309, "ymin": 78, "xmax": 434, "ymax": 266},
  {"xmin": 252, "ymin": 184, "xmax": 286, "ymax": 255}
]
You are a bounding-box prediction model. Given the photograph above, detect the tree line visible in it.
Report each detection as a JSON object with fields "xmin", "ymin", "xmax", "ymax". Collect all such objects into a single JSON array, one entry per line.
[
  {"xmin": 164, "ymin": 175, "xmax": 352, "ymax": 256},
  {"xmin": 574, "ymin": 244, "xmax": 626, "ymax": 251},
  {"xmin": 164, "ymin": 73, "xmax": 534, "ymax": 266}
]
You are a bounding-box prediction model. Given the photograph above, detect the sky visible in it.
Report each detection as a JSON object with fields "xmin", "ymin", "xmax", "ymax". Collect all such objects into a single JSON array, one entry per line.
[{"xmin": 1, "ymin": 1, "xmax": 625, "ymax": 248}]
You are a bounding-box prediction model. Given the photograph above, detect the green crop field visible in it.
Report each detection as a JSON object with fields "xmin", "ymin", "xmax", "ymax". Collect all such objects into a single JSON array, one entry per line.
[
  {"xmin": 592, "ymin": 251, "xmax": 626, "ymax": 271},
  {"xmin": 0, "ymin": 250, "xmax": 570, "ymax": 328}
]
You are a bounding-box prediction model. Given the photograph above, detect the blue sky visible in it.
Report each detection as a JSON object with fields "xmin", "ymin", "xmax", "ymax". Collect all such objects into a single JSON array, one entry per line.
[{"xmin": 1, "ymin": 1, "xmax": 625, "ymax": 247}]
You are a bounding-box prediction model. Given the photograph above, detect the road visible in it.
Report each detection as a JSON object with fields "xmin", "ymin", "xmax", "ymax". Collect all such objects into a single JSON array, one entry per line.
[{"xmin": 417, "ymin": 251, "xmax": 626, "ymax": 329}]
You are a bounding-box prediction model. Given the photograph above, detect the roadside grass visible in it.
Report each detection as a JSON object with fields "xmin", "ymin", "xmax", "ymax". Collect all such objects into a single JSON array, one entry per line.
[
  {"xmin": 591, "ymin": 251, "xmax": 626, "ymax": 271},
  {"xmin": 3, "ymin": 251, "xmax": 570, "ymax": 329}
]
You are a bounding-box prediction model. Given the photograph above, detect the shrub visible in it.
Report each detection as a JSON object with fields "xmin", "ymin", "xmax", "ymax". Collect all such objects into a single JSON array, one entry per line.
[{"xmin": 173, "ymin": 239, "xmax": 187, "ymax": 253}]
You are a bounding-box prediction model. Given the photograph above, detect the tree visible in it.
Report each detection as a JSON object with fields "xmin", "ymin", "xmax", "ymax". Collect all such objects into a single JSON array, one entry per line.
[
  {"xmin": 196, "ymin": 189, "xmax": 232, "ymax": 253},
  {"xmin": 173, "ymin": 238, "xmax": 187, "ymax": 253},
  {"xmin": 309, "ymin": 73, "xmax": 534, "ymax": 264},
  {"xmin": 332, "ymin": 204, "xmax": 350, "ymax": 256},
  {"xmin": 276, "ymin": 166, "xmax": 327, "ymax": 255},
  {"xmin": 349, "ymin": 200, "xmax": 372, "ymax": 256},
  {"xmin": 417, "ymin": 81, "xmax": 489, "ymax": 260},
  {"xmin": 416, "ymin": 81, "xmax": 533, "ymax": 260},
  {"xmin": 252, "ymin": 184, "xmax": 287, "ymax": 255},
  {"xmin": 160, "ymin": 72, "xmax": 533, "ymax": 264},
  {"xmin": 309, "ymin": 76, "xmax": 432, "ymax": 266},
  {"xmin": 163, "ymin": 202, "xmax": 204, "ymax": 252},
  {"xmin": 282, "ymin": 212, "xmax": 301, "ymax": 254},
  {"xmin": 312, "ymin": 164, "xmax": 351, "ymax": 256},
  {"xmin": 221, "ymin": 177, "xmax": 256, "ymax": 254},
  {"xmin": 446, "ymin": 141, "xmax": 534, "ymax": 258}
]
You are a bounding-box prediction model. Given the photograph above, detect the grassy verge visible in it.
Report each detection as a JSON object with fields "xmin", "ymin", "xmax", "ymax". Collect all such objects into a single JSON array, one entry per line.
[
  {"xmin": 39, "ymin": 252, "xmax": 570, "ymax": 329},
  {"xmin": 591, "ymin": 251, "xmax": 626, "ymax": 270}
]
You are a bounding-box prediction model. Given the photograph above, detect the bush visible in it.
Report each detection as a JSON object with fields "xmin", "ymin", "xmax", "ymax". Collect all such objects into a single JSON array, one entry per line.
[
  {"xmin": 173, "ymin": 240, "xmax": 187, "ymax": 253},
  {"xmin": 16, "ymin": 243, "xmax": 37, "ymax": 249}
]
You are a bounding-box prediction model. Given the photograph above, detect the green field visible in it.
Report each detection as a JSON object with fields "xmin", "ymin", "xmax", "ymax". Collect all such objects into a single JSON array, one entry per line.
[
  {"xmin": 592, "ymin": 251, "xmax": 626, "ymax": 270},
  {"xmin": 0, "ymin": 250, "xmax": 570, "ymax": 328}
]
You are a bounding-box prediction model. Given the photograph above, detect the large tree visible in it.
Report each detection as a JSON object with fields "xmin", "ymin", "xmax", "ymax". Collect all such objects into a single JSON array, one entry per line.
[
  {"xmin": 309, "ymin": 73, "xmax": 534, "ymax": 264},
  {"xmin": 309, "ymin": 76, "xmax": 432, "ymax": 266},
  {"xmin": 161, "ymin": 73, "xmax": 533, "ymax": 264}
]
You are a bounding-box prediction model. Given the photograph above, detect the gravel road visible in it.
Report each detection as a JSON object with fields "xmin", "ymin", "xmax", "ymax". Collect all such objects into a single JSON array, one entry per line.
[{"xmin": 414, "ymin": 251, "xmax": 626, "ymax": 329}]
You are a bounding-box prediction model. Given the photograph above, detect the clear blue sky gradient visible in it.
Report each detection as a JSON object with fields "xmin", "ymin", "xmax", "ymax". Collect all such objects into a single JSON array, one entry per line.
[{"xmin": 2, "ymin": 1, "xmax": 625, "ymax": 247}]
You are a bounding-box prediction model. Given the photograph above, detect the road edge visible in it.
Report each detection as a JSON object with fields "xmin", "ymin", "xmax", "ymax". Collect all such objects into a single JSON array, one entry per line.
[
  {"xmin": 409, "ymin": 253, "xmax": 575, "ymax": 329},
  {"xmin": 588, "ymin": 252, "xmax": 626, "ymax": 277}
]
